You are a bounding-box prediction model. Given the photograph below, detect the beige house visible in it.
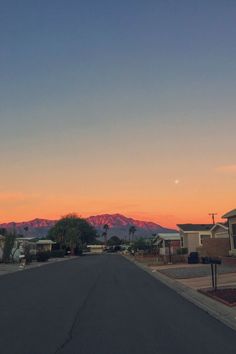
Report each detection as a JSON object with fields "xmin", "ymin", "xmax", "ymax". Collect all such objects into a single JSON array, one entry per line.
[
  {"xmin": 211, "ymin": 223, "xmax": 229, "ymax": 239},
  {"xmin": 36, "ymin": 240, "xmax": 56, "ymax": 253},
  {"xmin": 87, "ymin": 245, "xmax": 105, "ymax": 254},
  {"xmin": 153, "ymin": 233, "xmax": 180, "ymax": 256},
  {"xmin": 177, "ymin": 223, "xmax": 229, "ymax": 254},
  {"xmin": 222, "ymin": 209, "xmax": 236, "ymax": 256}
]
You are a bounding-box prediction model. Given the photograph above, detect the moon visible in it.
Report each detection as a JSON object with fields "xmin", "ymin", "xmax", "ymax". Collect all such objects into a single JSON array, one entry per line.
[{"xmin": 174, "ymin": 179, "xmax": 180, "ymax": 185}]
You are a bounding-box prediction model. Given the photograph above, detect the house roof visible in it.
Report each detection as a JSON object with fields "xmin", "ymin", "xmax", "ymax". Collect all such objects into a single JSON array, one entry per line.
[
  {"xmin": 157, "ymin": 233, "xmax": 180, "ymax": 241},
  {"xmin": 211, "ymin": 222, "xmax": 228, "ymax": 231},
  {"xmin": 16, "ymin": 237, "xmax": 35, "ymax": 241},
  {"xmin": 177, "ymin": 224, "xmax": 213, "ymax": 232},
  {"xmin": 222, "ymin": 209, "xmax": 236, "ymax": 219},
  {"xmin": 153, "ymin": 238, "xmax": 163, "ymax": 246},
  {"xmin": 87, "ymin": 245, "xmax": 105, "ymax": 248},
  {"xmin": 36, "ymin": 240, "xmax": 56, "ymax": 245}
]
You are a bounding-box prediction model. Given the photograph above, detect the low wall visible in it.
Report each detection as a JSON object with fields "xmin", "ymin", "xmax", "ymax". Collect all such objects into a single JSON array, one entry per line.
[{"xmin": 197, "ymin": 238, "xmax": 230, "ymax": 257}]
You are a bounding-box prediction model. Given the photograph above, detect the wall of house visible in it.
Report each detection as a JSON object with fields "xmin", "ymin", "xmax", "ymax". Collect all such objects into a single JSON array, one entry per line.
[
  {"xmin": 228, "ymin": 217, "xmax": 236, "ymax": 255},
  {"xmin": 37, "ymin": 244, "xmax": 52, "ymax": 252},
  {"xmin": 160, "ymin": 241, "xmax": 180, "ymax": 255},
  {"xmin": 184, "ymin": 232, "xmax": 200, "ymax": 253},
  {"xmin": 211, "ymin": 226, "xmax": 229, "ymax": 239},
  {"xmin": 179, "ymin": 231, "xmax": 185, "ymax": 248},
  {"xmin": 197, "ymin": 238, "xmax": 230, "ymax": 257}
]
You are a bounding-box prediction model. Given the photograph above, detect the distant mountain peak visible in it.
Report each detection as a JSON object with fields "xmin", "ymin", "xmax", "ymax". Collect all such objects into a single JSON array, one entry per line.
[{"xmin": 0, "ymin": 213, "xmax": 174, "ymax": 238}]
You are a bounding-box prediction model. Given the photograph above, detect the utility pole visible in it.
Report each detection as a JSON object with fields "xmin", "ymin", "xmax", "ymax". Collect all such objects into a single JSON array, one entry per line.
[{"xmin": 208, "ymin": 213, "xmax": 217, "ymax": 225}]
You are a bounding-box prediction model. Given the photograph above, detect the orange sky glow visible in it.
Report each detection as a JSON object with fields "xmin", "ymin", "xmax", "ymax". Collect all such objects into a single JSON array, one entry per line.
[{"xmin": 1, "ymin": 2, "xmax": 236, "ymax": 228}]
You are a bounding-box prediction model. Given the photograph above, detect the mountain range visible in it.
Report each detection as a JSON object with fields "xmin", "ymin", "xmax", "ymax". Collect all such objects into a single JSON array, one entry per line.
[{"xmin": 0, "ymin": 214, "xmax": 175, "ymax": 239}]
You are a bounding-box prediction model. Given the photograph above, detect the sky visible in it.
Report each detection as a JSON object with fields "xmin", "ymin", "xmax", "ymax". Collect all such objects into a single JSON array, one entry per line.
[{"xmin": 0, "ymin": 0, "xmax": 236, "ymax": 227}]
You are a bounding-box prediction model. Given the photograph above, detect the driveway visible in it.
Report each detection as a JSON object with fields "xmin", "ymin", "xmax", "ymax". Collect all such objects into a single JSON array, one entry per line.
[{"xmin": 158, "ymin": 263, "xmax": 236, "ymax": 279}]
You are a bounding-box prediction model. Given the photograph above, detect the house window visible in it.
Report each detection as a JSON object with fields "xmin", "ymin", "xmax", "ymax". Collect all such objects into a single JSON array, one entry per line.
[
  {"xmin": 199, "ymin": 234, "xmax": 211, "ymax": 245},
  {"xmin": 232, "ymin": 224, "xmax": 236, "ymax": 249}
]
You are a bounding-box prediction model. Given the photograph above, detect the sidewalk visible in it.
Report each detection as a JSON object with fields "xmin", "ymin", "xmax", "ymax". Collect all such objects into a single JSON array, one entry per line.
[
  {"xmin": 0, "ymin": 256, "xmax": 78, "ymax": 277},
  {"xmin": 125, "ymin": 255, "xmax": 236, "ymax": 331}
]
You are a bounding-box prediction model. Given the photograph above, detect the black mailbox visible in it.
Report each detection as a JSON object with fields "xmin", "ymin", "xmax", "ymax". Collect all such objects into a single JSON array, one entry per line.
[{"xmin": 208, "ymin": 258, "xmax": 222, "ymax": 265}]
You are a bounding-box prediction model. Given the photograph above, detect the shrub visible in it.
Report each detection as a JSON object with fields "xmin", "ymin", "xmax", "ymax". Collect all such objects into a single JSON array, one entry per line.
[
  {"xmin": 50, "ymin": 249, "xmax": 65, "ymax": 258},
  {"xmin": 74, "ymin": 247, "xmax": 83, "ymax": 256},
  {"xmin": 37, "ymin": 251, "xmax": 50, "ymax": 262},
  {"xmin": 176, "ymin": 247, "xmax": 188, "ymax": 255}
]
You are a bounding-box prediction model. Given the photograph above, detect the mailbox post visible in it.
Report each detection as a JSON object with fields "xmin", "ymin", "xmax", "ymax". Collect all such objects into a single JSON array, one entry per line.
[{"xmin": 208, "ymin": 258, "xmax": 222, "ymax": 291}]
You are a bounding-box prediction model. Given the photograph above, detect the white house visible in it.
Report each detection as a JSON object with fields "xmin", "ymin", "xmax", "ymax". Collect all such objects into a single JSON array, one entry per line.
[
  {"xmin": 153, "ymin": 233, "xmax": 181, "ymax": 255},
  {"xmin": 177, "ymin": 223, "xmax": 229, "ymax": 254},
  {"xmin": 222, "ymin": 209, "xmax": 236, "ymax": 256}
]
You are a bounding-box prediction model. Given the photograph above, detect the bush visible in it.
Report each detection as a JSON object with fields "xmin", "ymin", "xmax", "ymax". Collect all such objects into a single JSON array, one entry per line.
[
  {"xmin": 176, "ymin": 247, "xmax": 188, "ymax": 255},
  {"xmin": 25, "ymin": 254, "xmax": 33, "ymax": 264},
  {"xmin": 75, "ymin": 247, "xmax": 83, "ymax": 256},
  {"xmin": 37, "ymin": 251, "xmax": 50, "ymax": 262},
  {"xmin": 50, "ymin": 250, "xmax": 65, "ymax": 258}
]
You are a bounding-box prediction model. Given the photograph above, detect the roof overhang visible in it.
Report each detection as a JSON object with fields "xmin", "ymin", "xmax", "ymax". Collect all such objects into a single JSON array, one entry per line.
[{"xmin": 222, "ymin": 209, "xmax": 236, "ymax": 219}]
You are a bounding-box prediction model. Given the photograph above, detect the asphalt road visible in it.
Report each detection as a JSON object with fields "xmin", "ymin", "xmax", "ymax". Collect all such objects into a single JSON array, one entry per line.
[{"xmin": 0, "ymin": 255, "xmax": 236, "ymax": 354}]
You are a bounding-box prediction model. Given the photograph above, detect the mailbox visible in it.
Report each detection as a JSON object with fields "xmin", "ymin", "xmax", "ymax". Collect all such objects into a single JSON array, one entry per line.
[{"xmin": 208, "ymin": 258, "xmax": 222, "ymax": 265}]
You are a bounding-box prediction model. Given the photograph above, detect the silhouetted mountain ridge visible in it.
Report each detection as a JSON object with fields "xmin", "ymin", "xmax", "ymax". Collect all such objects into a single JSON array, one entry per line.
[{"xmin": 0, "ymin": 214, "xmax": 175, "ymax": 239}]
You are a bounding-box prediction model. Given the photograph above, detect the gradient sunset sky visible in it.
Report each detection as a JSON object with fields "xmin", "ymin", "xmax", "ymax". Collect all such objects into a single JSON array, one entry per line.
[{"xmin": 1, "ymin": 0, "xmax": 236, "ymax": 227}]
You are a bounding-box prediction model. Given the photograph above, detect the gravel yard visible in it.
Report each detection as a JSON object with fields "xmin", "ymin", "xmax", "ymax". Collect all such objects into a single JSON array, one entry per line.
[{"xmin": 158, "ymin": 264, "xmax": 236, "ymax": 279}]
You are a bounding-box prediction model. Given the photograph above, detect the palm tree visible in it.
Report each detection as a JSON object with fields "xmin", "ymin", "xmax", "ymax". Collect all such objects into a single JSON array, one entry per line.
[
  {"xmin": 24, "ymin": 226, "xmax": 29, "ymax": 238},
  {"xmin": 103, "ymin": 224, "xmax": 109, "ymax": 246},
  {"xmin": 129, "ymin": 225, "xmax": 137, "ymax": 242}
]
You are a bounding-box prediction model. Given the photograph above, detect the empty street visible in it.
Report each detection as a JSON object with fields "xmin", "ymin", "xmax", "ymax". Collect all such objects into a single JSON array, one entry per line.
[{"xmin": 0, "ymin": 255, "xmax": 236, "ymax": 354}]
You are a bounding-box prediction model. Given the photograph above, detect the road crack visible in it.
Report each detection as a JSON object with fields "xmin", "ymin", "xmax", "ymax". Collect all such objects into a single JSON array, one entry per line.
[{"xmin": 54, "ymin": 264, "xmax": 104, "ymax": 353}]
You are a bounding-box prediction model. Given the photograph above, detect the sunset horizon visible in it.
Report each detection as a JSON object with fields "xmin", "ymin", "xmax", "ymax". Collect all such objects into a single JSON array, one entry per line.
[
  {"xmin": 1, "ymin": 1, "xmax": 236, "ymax": 230},
  {"xmin": 0, "ymin": 208, "xmax": 229, "ymax": 229}
]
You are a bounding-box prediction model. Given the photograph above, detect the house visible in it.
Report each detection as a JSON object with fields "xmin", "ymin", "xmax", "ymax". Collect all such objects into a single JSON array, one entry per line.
[
  {"xmin": 36, "ymin": 240, "xmax": 56, "ymax": 253},
  {"xmin": 211, "ymin": 222, "xmax": 229, "ymax": 239},
  {"xmin": 178, "ymin": 224, "xmax": 213, "ymax": 254},
  {"xmin": 222, "ymin": 209, "xmax": 236, "ymax": 256},
  {"xmin": 87, "ymin": 245, "xmax": 105, "ymax": 254},
  {"xmin": 12, "ymin": 238, "xmax": 36, "ymax": 262},
  {"xmin": 153, "ymin": 233, "xmax": 181, "ymax": 256},
  {"xmin": 177, "ymin": 223, "xmax": 229, "ymax": 255}
]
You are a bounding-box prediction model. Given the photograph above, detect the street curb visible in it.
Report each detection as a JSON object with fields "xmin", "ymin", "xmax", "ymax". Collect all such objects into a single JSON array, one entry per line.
[
  {"xmin": 0, "ymin": 256, "xmax": 79, "ymax": 278},
  {"xmin": 124, "ymin": 256, "xmax": 236, "ymax": 332}
]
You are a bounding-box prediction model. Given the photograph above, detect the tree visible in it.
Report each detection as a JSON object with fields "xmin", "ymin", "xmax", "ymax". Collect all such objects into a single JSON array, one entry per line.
[
  {"xmin": 103, "ymin": 224, "xmax": 109, "ymax": 246},
  {"xmin": 129, "ymin": 225, "xmax": 137, "ymax": 242},
  {"xmin": 24, "ymin": 226, "xmax": 29, "ymax": 237},
  {"xmin": 48, "ymin": 214, "xmax": 97, "ymax": 254},
  {"xmin": 107, "ymin": 236, "xmax": 121, "ymax": 246},
  {"xmin": 2, "ymin": 232, "xmax": 16, "ymax": 263},
  {"xmin": 0, "ymin": 228, "xmax": 7, "ymax": 236},
  {"xmin": 132, "ymin": 238, "xmax": 147, "ymax": 252}
]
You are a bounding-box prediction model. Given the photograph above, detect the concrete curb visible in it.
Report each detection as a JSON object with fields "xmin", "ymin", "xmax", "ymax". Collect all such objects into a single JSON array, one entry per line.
[
  {"xmin": 0, "ymin": 256, "xmax": 79, "ymax": 277},
  {"xmin": 124, "ymin": 256, "xmax": 236, "ymax": 332}
]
